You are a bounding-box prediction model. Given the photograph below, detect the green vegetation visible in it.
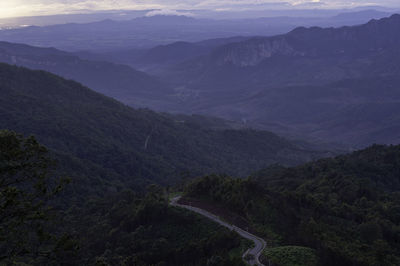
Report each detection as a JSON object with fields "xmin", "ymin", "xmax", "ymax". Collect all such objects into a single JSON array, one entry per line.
[
  {"xmin": 64, "ymin": 186, "xmax": 247, "ymax": 265},
  {"xmin": 0, "ymin": 130, "xmax": 73, "ymax": 264},
  {"xmin": 0, "ymin": 131, "xmax": 248, "ymax": 265},
  {"xmin": 184, "ymin": 144, "xmax": 400, "ymax": 266},
  {"xmin": 263, "ymin": 246, "xmax": 318, "ymax": 266}
]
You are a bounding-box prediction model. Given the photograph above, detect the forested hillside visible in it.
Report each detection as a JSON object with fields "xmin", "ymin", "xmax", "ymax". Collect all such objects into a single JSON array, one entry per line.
[
  {"xmin": 0, "ymin": 63, "xmax": 326, "ymax": 196},
  {"xmin": 184, "ymin": 144, "xmax": 400, "ymax": 266}
]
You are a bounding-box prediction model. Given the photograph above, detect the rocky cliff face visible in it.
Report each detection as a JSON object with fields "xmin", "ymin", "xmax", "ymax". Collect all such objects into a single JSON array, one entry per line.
[{"xmin": 214, "ymin": 37, "xmax": 298, "ymax": 67}]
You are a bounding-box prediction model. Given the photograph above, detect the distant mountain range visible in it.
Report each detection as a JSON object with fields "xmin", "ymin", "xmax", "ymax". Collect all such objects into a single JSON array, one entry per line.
[
  {"xmin": 1, "ymin": 14, "xmax": 400, "ymax": 148},
  {"xmin": 0, "ymin": 10, "xmax": 395, "ymax": 51},
  {"xmin": 170, "ymin": 14, "xmax": 400, "ymax": 86}
]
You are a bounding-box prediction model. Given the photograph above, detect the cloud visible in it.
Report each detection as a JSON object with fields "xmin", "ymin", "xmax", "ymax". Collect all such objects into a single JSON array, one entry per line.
[
  {"xmin": 291, "ymin": 0, "xmax": 327, "ymax": 7},
  {"xmin": 145, "ymin": 9, "xmax": 195, "ymax": 17},
  {"xmin": 0, "ymin": 0, "xmax": 399, "ymax": 19},
  {"xmin": 0, "ymin": 0, "xmax": 162, "ymax": 18}
]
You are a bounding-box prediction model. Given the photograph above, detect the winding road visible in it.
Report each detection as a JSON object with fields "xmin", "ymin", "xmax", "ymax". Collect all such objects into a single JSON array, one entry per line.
[{"xmin": 171, "ymin": 196, "xmax": 266, "ymax": 266}]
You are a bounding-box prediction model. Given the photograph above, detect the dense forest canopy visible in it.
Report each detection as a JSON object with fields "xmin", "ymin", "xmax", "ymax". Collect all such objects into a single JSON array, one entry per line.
[
  {"xmin": 0, "ymin": 130, "xmax": 73, "ymax": 264},
  {"xmin": 0, "ymin": 131, "xmax": 249, "ymax": 265},
  {"xmin": 184, "ymin": 144, "xmax": 400, "ymax": 266}
]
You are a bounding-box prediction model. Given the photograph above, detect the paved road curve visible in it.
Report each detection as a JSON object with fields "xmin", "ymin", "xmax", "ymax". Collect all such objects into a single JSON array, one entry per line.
[{"xmin": 171, "ymin": 196, "xmax": 266, "ymax": 266}]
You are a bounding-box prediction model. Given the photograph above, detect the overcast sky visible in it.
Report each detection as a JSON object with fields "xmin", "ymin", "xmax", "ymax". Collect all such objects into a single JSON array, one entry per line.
[{"xmin": 0, "ymin": 0, "xmax": 399, "ymax": 18}]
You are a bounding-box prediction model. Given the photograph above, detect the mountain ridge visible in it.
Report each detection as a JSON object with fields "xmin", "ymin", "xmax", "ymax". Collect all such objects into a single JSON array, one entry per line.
[
  {"xmin": 207, "ymin": 14, "xmax": 400, "ymax": 67},
  {"xmin": 155, "ymin": 14, "xmax": 400, "ymax": 147},
  {"xmin": 0, "ymin": 41, "xmax": 174, "ymax": 109},
  {"xmin": 0, "ymin": 11, "xmax": 395, "ymax": 51}
]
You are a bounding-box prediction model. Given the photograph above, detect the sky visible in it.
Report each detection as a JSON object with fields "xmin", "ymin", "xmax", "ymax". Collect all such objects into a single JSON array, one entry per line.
[{"xmin": 0, "ymin": 0, "xmax": 399, "ymax": 19}]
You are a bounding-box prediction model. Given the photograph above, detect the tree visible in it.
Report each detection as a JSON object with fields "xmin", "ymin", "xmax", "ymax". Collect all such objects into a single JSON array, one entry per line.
[{"xmin": 0, "ymin": 130, "xmax": 68, "ymax": 263}]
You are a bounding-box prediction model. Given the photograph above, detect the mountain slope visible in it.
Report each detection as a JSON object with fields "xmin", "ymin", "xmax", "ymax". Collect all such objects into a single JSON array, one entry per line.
[
  {"xmin": 0, "ymin": 41, "xmax": 174, "ymax": 109},
  {"xmin": 0, "ymin": 63, "xmax": 327, "ymax": 193},
  {"xmin": 203, "ymin": 77, "xmax": 400, "ymax": 146}
]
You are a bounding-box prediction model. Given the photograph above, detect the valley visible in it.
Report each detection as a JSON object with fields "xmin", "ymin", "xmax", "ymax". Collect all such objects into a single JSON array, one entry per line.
[{"xmin": 1, "ymin": 15, "xmax": 399, "ymax": 147}]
